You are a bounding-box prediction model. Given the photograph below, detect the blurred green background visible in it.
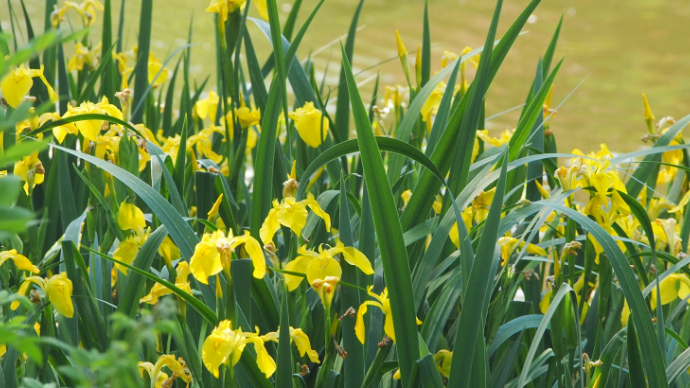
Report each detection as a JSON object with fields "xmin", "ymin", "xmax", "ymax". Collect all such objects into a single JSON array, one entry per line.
[{"xmin": 3, "ymin": 0, "xmax": 689, "ymax": 152}]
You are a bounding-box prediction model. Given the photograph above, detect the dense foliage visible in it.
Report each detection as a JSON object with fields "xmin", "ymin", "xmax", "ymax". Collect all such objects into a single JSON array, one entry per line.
[{"xmin": 1, "ymin": 0, "xmax": 690, "ymax": 387}]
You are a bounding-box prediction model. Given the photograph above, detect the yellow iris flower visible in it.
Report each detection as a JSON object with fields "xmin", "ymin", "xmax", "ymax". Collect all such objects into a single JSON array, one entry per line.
[
  {"xmin": 259, "ymin": 193, "xmax": 331, "ymax": 244},
  {"xmin": 61, "ymin": 96, "xmax": 123, "ymax": 142},
  {"xmin": 67, "ymin": 42, "xmax": 91, "ymax": 72},
  {"xmin": 497, "ymin": 235, "xmax": 547, "ymax": 266},
  {"xmin": 194, "ymin": 91, "xmax": 220, "ymax": 122},
  {"xmin": 202, "ymin": 320, "xmax": 276, "ymax": 378},
  {"xmin": 118, "ymin": 202, "xmax": 146, "ymax": 231},
  {"xmin": 138, "ymin": 354, "xmax": 191, "ymax": 388},
  {"xmin": 420, "ymin": 83, "xmax": 445, "ymax": 132},
  {"xmin": 400, "ymin": 190, "xmax": 412, "ymax": 209},
  {"xmin": 188, "ymin": 125, "xmax": 226, "ymax": 163},
  {"xmin": 650, "ymin": 273, "xmax": 690, "ymax": 310},
  {"xmin": 11, "ymin": 272, "xmax": 74, "ymax": 318},
  {"xmin": 205, "ymin": 0, "xmax": 246, "ymax": 34},
  {"xmin": 440, "ymin": 51, "xmax": 458, "ymax": 69},
  {"xmin": 0, "ymin": 249, "xmax": 39, "ymax": 274},
  {"xmin": 472, "ymin": 187, "xmax": 496, "ymax": 223},
  {"xmin": 234, "ymin": 106, "xmax": 261, "ymax": 128},
  {"xmin": 189, "ymin": 229, "xmax": 266, "ymax": 284},
  {"xmin": 283, "ymin": 242, "xmax": 374, "ymax": 307},
  {"xmin": 14, "ymin": 152, "xmax": 45, "ymax": 194},
  {"xmin": 114, "ymin": 202, "xmax": 150, "ymax": 273},
  {"xmin": 158, "ymin": 236, "xmax": 181, "ymax": 268},
  {"xmin": 477, "ymin": 129, "xmax": 514, "ymax": 147},
  {"xmin": 263, "ymin": 326, "xmax": 320, "ymax": 363},
  {"xmin": 0, "ymin": 64, "xmax": 58, "ymax": 108},
  {"xmin": 355, "ymin": 286, "xmax": 422, "ymax": 344},
  {"xmin": 145, "ymin": 53, "xmax": 169, "ymax": 88},
  {"xmin": 51, "ymin": 0, "xmax": 104, "ymax": 27},
  {"xmin": 395, "ymin": 348, "xmax": 452, "ymax": 380},
  {"xmin": 653, "ymin": 218, "xmax": 682, "ymax": 257},
  {"xmin": 140, "ymin": 261, "xmax": 193, "ymax": 304},
  {"xmin": 401, "ymin": 190, "xmax": 442, "ymax": 214},
  {"xmin": 289, "ymin": 102, "xmax": 329, "ymax": 148}
]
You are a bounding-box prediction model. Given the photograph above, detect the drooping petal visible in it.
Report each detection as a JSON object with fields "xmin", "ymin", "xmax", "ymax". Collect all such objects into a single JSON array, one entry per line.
[
  {"xmin": 157, "ymin": 236, "xmax": 181, "ymax": 266},
  {"xmin": 140, "ymin": 282, "xmax": 171, "ymax": 304},
  {"xmin": 260, "ymin": 207, "xmax": 281, "ymax": 244},
  {"xmin": 208, "ymin": 194, "xmax": 224, "ymax": 219},
  {"xmin": 248, "ymin": 338, "xmax": 276, "ymax": 378},
  {"xmin": 202, "ymin": 322, "xmax": 236, "ymax": 378},
  {"xmin": 289, "ymin": 328, "xmax": 320, "ymax": 363},
  {"xmin": 330, "ymin": 242, "xmax": 373, "ymax": 275},
  {"xmin": 189, "ymin": 241, "xmax": 223, "ymax": 284},
  {"xmin": 383, "ymin": 309, "xmax": 396, "ymax": 342},
  {"xmin": 113, "ymin": 237, "xmax": 141, "ymax": 273},
  {"xmin": 231, "ymin": 231, "xmax": 266, "ymax": 278},
  {"xmin": 355, "ymin": 301, "xmax": 383, "ymax": 344},
  {"xmin": 523, "ymin": 242, "xmax": 547, "ymax": 257},
  {"xmin": 0, "ymin": 250, "xmax": 39, "ymax": 273},
  {"xmin": 303, "ymin": 193, "xmax": 331, "ymax": 232},
  {"xmin": 283, "ymin": 255, "xmax": 312, "ymax": 291},
  {"xmin": 253, "ymin": 0, "xmax": 268, "ymax": 19}
]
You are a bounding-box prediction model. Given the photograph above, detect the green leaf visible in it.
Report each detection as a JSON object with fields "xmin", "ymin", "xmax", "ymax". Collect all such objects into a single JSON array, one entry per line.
[
  {"xmin": 420, "ymin": 1, "xmax": 431, "ymax": 87},
  {"xmin": 508, "ymin": 59, "xmax": 562, "ymax": 161},
  {"xmin": 487, "ymin": 315, "xmax": 543, "ymax": 357},
  {"xmin": 275, "ymin": 289, "xmax": 293, "ymax": 388},
  {"xmin": 627, "ymin": 316, "xmax": 647, "ymax": 388},
  {"xmin": 626, "ymin": 114, "xmax": 690, "ymax": 197},
  {"xmin": 666, "ymin": 346, "xmax": 690, "ymax": 384},
  {"xmin": 50, "ymin": 143, "xmax": 199, "ymax": 259},
  {"xmin": 543, "ymin": 200, "xmax": 669, "ymax": 388},
  {"xmin": 447, "ymin": 148, "xmax": 508, "ymax": 388},
  {"xmin": 338, "ymin": 178, "xmax": 365, "ymax": 386},
  {"xmin": 514, "ymin": 284, "xmax": 573, "ymax": 388},
  {"xmin": 130, "ymin": 0, "xmax": 152, "ymax": 124},
  {"xmin": 398, "ymin": 0, "xmax": 543, "ymax": 233},
  {"xmin": 334, "ymin": 0, "xmax": 366, "ymax": 143},
  {"xmin": 116, "ymin": 225, "xmax": 169, "ymax": 320},
  {"xmin": 295, "ymin": 137, "xmax": 447, "ymax": 201},
  {"xmin": 341, "ymin": 43, "xmax": 420, "ymax": 385},
  {"xmin": 0, "ymin": 139, "xmax": 48, "ymax": 168},
  {"xmin": 84, "ymin": 246, "xmax": 217, "ymax": 325}
]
